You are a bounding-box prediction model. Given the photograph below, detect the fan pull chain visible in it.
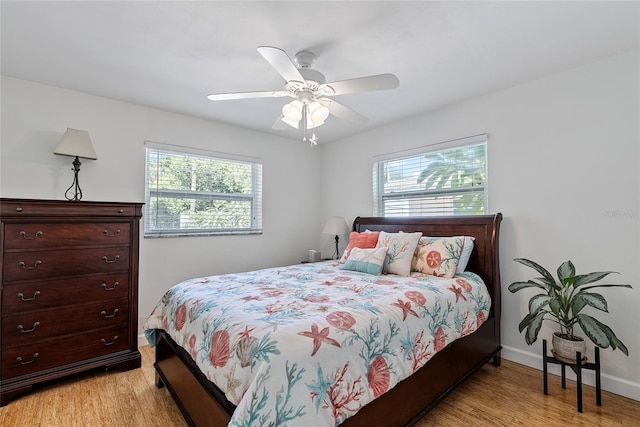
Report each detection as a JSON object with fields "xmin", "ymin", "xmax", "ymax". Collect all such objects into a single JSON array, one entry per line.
[
  {"xmin": 299, "ymin": 103, "xmax": 317, "ymax": 146},
  {"xmin": 302, "ymin": 104, "xmax": 308, "ymax": 143}
]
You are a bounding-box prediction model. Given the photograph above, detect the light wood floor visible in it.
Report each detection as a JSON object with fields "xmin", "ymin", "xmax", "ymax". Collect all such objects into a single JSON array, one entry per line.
[{"xmin": 1, "ymin": 346, "xmax": 638, "ymax": 426}]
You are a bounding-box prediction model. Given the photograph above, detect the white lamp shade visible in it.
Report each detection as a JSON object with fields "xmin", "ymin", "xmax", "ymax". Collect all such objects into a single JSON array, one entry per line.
[
  {"xmin": 282, "ymin": 100, "xmax": 303, "ymax": 122},
  {"xmin": 322, "ymin": 216, "xmax": 349, "ymax": 235},
  {"xmin": 54, "ymin": 128, "xmax": 98, "ymax": 160},
  {"xmin": 308, "ymin": 102, "xmax": 330, "ymax": 124},
  {"xmin": 304, "ymin": 117, "xmax": 323, "ymax": 129},
  {"xmin": 280, "ymin": 112, "xmax": 323, "ymax": 130}
]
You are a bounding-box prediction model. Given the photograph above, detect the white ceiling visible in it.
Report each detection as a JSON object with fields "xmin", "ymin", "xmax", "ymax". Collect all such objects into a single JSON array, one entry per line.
[{"xmin": 2, "ymin": 1, "xmax": 639, "ymax": 143}]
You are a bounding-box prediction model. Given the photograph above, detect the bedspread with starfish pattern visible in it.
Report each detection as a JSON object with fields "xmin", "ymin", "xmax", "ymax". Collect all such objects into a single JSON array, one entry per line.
[{"xmin": 144, "ymin": 260, "xmax": 490, "ymax": 426}]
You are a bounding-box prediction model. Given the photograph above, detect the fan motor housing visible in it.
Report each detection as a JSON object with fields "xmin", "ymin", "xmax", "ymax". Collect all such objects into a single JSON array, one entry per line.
[{"xmin": 294, "ymin": 50, "xmax": 316, "ymax": 68}]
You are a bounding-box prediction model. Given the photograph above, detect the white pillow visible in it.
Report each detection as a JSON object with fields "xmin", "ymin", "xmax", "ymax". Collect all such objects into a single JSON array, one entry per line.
[{"xmin": 456, "ymin": 236, "xmax": 475, "ymax": 273}]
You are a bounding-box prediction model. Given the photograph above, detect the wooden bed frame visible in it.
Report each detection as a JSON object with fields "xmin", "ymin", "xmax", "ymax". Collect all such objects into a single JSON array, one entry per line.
[{"xmin": 152, "ymin": 214, "xmax": 503, "ymax": 426}]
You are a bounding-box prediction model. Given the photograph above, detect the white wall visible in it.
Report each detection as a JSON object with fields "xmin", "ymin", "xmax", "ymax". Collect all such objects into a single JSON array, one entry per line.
[
  {"xmin": 0, "ymin": 76, "xmax": 323, "ymax": 338},
  {"xmin": 2, "ymin": 49, "xmax": 638, "ymax": 400},
  {"xmin": 320, "ymin": 50, "xmax": 640, "ymax": 400}
]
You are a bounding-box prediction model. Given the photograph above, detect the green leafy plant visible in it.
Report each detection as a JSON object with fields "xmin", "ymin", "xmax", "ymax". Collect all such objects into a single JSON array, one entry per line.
[
  {"xmin": 415, "ymin": 144, "xmax": 486, "ymax": 215},
  {"xmin": 508, "ymin": 258, "xmax": 632, "ymax": 355}
]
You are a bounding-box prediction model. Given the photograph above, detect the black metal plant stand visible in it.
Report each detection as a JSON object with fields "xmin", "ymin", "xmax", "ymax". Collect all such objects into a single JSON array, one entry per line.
[{"xmin": 542, "ymin": 339, "xmax": 601, "ymax": 413}]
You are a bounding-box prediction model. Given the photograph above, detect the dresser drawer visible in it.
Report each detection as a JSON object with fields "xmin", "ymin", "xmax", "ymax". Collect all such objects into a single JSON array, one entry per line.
[
  {"xmin": 2, "ymin": 326, "xmax": 128, "ymax": 379},
  {"xmin": 2, "ymin": 273, "xmax": 129, "ymax": 314},
  {"xmin": 2, "ymin": 298, "xmax": 129, "ymax": 347},
  {"xmin": 0, "ymin": 200, "xmax": 140, "ymax": 218},
  {"xmin": 4, "ymin": 223, "xmax": 130, "ymax": 250},
  {"xmin": 3, "ymin": 247, "xmax": 130, "ymax": 282}
]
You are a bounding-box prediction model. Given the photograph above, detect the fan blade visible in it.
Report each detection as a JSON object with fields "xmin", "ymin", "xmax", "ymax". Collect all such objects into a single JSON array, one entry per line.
[
  {"xmin": 257, "ymin": 46, "xmax": 305, "ymax": 83},
  {"xmin": 321, "ymin": 73, "xmax": 399, "ymax": 96},
  {"xmin": 321, "ymin": 98, "xmax": 368, "ymax": 126},
  {"xmin": 207, "ymin": 90, "xmax": 289, "ymax": 101},
  {"xmin": 272, "ymin": 114, "xmax": 290, "ymax": 130}
]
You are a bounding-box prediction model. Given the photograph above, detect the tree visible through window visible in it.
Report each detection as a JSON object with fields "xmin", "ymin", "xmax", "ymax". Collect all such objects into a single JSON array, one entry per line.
[
  {"xmin": 373, "ymin": 135, "xmax": 487, "ymax": 216},
  {"xmin": 145, "ymin": 143, "xmax": 262, "ymax": 236}
]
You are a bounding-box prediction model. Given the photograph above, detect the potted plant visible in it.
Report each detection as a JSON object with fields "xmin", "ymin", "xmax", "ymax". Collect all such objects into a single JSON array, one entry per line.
[{"xmin": 509, "ymin": 258, "xmax": 631, "ymax": 362}]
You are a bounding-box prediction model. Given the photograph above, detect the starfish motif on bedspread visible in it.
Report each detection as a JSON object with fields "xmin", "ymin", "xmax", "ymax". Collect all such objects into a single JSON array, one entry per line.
[
  {"xmin": 306, "ymin": 365, "xmax": 337, "ymax": 412},
  {"xmin": 238, "ymin": 326, "xmax": 256, "ymax": 339},
  {"xmin": 448, "ymin": 285, "xmax": 467, "ymax": 302},
  {"xmin": 392, "ymin": 299, "xmax": 418, "ymax": 321},
  {"xmin": 259, "ymin": 318, "xmax": 284, "ymax": 332},
  {"xmin": 298, "ymin": 323, "xmax": 341, "ymax": 356},
  {"xmin": 224, "ymin": 363, "xmax": 242, "ymax": 402}
]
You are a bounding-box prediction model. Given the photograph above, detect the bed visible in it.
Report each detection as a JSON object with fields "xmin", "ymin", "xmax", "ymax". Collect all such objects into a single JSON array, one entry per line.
[{"xmin": 144, "ymin": 214, "xmax": 502, "ymax": 426}]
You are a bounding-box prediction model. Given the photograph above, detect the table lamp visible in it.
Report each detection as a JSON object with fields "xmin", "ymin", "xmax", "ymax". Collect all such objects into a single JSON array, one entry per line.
[
  {"xmin": 322, "ymin": 216, "xmax": 349, "ymax": 260},
  {"xmin": 54, "ymin": 128, "xmax": 98, "ymax": 201}
]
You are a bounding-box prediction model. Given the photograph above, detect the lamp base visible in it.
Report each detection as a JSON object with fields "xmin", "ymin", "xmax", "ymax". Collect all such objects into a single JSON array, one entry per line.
[
  {"xmin": 64, "ymin": 156, "xmax": 83, "ymax": 201},
  {"xmin": 332, "ymin": 235, "xmax": 340, "ymax": 260}
]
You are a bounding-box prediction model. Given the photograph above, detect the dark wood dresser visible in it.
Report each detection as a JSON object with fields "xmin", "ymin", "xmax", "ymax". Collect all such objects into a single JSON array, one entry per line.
[{"xmin": 0, "ymin": 198, "xmax": 143, "ymax": 405}]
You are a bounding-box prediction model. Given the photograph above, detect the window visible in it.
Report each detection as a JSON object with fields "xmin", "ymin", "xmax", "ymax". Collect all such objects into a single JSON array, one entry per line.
[
  {"xmin": 373, "ymin": 134, "xmax": 487, "ymax": 217},
  {"xmin": 144, "ymin": 142, "xmax": 262, "ymax": 237}
]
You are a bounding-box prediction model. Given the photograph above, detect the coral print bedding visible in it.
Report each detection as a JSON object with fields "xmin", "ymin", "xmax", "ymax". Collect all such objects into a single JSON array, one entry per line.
[{"xmin": 144, "ymin": 260, "xmax": 491, "ymax": 426}]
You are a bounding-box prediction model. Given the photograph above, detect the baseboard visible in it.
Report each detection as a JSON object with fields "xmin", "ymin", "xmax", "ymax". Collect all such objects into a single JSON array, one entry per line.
[
  {"xmin": 138, "ymin": 333, "xmax": 149, "ymax": 348},
  {"xmin": 501, "ymin": 345, "xmax": 640, "ymax": 402}
]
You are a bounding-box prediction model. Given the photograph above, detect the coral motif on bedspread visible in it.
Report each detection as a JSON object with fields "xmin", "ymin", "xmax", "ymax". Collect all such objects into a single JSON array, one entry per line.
[{"xmin": 144, "ymin": 261, "xmax": 491, "ymax": 426}]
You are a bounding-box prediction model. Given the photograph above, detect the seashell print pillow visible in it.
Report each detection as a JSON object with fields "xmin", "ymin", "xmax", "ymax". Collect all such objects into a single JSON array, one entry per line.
[
  {"xmin": 375, "ymin": 231, "xmax": 422, "ymax": 276},
  {"xmin": 411, "ymin": 236, "xmax": 464, "ymax": 278},
  {"xmin": 341, "ymin": 246, "xmax": 388, "ymax": 275}
]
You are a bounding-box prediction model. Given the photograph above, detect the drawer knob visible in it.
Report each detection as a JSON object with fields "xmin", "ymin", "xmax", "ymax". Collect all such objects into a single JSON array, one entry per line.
[
  {"xmin": 17, "ymin": 321, "xmax": 41, "ymax": 333},
  {"xmin": 100, "ymin": 309, "xmax": 119, "ymax": 319},
  {"xmin": 19, "ymin": 231, "xmax": 43, "ymax": 240},
  {"xmin": 15, "ymin": 207, "xmax": 23, "ymax": 212},
  {"xmin": 101, "ymin": 336, "xmax": 119, "ymax": 346},
  {"xmin": 18, "ymin": 291, "xmax": 41, "ymax": 301},
  {"xmin": 118, "ymin": 209, "xmax": 124, "ymax": 213},
  {"xmin": 102, "ymin": 229, "xmax": 121, "ymax": 237},
  {"xmin": 101, "ymin": 281, "xmax": 120, "ymax": 291},
  {"xmin": 102, "ymin": 255, "xmax": 120, "ymax": 264},
  {"xmin": 19, "ymin": 260, "xmax": 42, "ymax": 270},
  {"xmin": 16, "ymin": 353, "xmax": 39, "ymax": 365}
]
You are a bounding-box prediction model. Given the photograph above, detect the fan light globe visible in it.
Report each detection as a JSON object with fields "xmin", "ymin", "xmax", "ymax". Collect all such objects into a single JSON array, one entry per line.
[
  {"xmin": 308, "ymin": 102, "xmax": 330, "ymax": 124},
  {"xmin": 282, "ymin": 100, "xmax": 303, "ymax": 122}
]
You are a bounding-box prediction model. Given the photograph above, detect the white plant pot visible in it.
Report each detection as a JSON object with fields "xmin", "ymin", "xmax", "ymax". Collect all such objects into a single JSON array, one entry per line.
[{"xmin": 552, "ymin": 332, "xmax": 587, "ymax": 363}]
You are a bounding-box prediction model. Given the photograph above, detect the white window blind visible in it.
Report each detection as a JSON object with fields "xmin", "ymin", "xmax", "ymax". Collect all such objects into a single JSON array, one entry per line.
[
  {"xmin": 373, "ymin": 135, "xmax": 488, "ymax": 217},
  {"xmin": 144, "ymin": 142, "xmax": 262, "ymax": 237}
]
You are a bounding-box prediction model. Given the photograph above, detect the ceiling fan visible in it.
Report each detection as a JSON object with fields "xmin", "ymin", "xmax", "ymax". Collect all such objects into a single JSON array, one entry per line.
[{"xmin": 207, "ymin": 46, "xmax": 399, "ymax": 142}]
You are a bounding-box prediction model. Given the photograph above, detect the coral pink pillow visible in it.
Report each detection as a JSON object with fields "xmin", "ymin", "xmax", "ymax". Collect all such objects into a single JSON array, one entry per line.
[{"xmin": 339, "ymin": 231, "xmax": 380, "ymax": 263}]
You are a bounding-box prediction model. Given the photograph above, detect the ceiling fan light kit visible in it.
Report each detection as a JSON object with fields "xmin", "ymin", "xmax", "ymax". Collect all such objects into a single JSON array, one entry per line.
[
  {"xmin": 281, "ymin": 99, "xmax": 330, "ymax": 129},
  {"xmin": 207, "ymin": 46, "xmax": 399, "ymax": 144}
]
